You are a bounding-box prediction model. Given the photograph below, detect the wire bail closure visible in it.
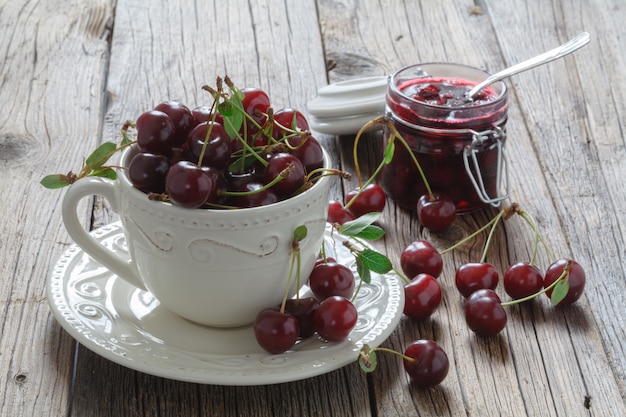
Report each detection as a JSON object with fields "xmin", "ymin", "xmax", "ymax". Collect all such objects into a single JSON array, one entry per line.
[{"xmin": 463, "ymin": 127, "xmax": 510, "ymax": 207}]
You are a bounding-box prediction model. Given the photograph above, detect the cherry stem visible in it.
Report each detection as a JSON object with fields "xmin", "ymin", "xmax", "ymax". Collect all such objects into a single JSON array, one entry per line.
[
  {"xmin": 352, "ymin": 117, "xmax": 384, "ymax": 188},
  {"xmin": 500, "ymin": 262, "xmax": 571, "ymax": 307},
  {"xmin": 197, "ymin": 100, "xmax": 218, "ymax": 168},
  {"xmin": 517, "ymin": 209, "xmax": 557, "ymax": 262},
  {"xmin": 479, "ymin": 210, "xmax": 504, "ymax": 263},
  {"xmin": 386, "ymin": 121, "xmax": 434, "ymax": 200},
  {"xmin": 279, "ymin": 244, "xmax": 299, "ymax": 314},
  {"xmin": 218, "ymin": 166, "xmax": 292, "ymax": 197},
  {"xmin": 369, "ymin": 346, "xmax": 415, "ymax": 363}
]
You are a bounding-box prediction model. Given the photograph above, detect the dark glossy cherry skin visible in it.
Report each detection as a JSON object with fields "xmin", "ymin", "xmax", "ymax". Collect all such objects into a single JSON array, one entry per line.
[
  {"xmin": 417, "ymin": 192, "xmax": 456, "ymax": 232},
  {"xmin": 308, "ymin": 261, "xmax": 355, "ymax": 300},
  {"xmin": 400, "ymin": 240, "xmax": 443, "ymax": 279},
  {"xmin": 315, "ymin": 256, "xmax": 336, "ymax": 266},
  {"xmin": 288, "ymin": 135, "xmax": 324, "ymax": 173},
  {"xmin": 200, "ymin": 166, "xmax": 226, "ymax": 204},
  {"xmin": 284, "ymin": 297, "xmax": 320, "ymax": 339},
  {"xmin": 345, "ymin": 184, "xmax": 387, "ymax": 217},
  {"xmin": 128, "ymin": 152, "xmax": 169, "ymax": 194},
  {"xmin": 254, "ymin": 308, "xmax": 300, "ymax": 354},
  {"xmin": 455, "ymin": 262, "xmax": 499, "ymax": 298},
  {"xmin": 503, "ymin": 262, "xmax": 544, "ymax": 300},
  {"xmin": 543, "ymin": 259, "xmax": 586, "ymax": 305},
  {"xmin": 272, "ymin": 107, "xmax": 310, "ymax": 140},
  {"xmin": 240, "ymin": 87, "xmax": 271, "ymax": 139},
  {"xmin": 186, "ymin": 122, "xmax": 233, "ymax": 169},
  {"xmin": 165, "ymin": 161, "xmax": 214, "ymax": 208},
  {"xmin": 314, "ymin": 296, "xmax": 358, "ymax": 342},
  {"xmin": 403, "ymin": 274, "xmax": 442, "ymax": 320},
  {"xmin": 191, "ymin": 105, "xmax": 225, "ymax": 127},
  {"xmin": 263, "ymin": 152, "xmax": 305, "ymax": 197},
  {"xmin": 154, "ymin": 101, "xmax": 194, "ymax": 144},
  {"xmin": 227, "ymin": 182, "xmax": 278, "ymax": 208},
  {"xmin": 327, "ymin": 200, "xmax": 355, "ymax": 225},
  {"xmin": 403, "ymin": 340, "xmax": 449, "ymax": 388},
  {"xmin": 136, "ymin": 110, "xmax": 176, "ymax": 154},
  {"xmin": 463, "ymin": 289, "xmax": 507, "ymax": 337}
]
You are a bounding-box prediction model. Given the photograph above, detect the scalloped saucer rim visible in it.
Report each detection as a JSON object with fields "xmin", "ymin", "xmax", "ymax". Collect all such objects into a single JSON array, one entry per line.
[{"xmin": 46, "ymin": 221, "xmax": 404, "ymax": 385}]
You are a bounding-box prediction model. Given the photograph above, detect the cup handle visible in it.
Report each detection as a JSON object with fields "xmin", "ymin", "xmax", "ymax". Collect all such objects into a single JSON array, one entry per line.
[{"xmin": 61, "ymin": 176, "xmax": 146, "ymax": 291}]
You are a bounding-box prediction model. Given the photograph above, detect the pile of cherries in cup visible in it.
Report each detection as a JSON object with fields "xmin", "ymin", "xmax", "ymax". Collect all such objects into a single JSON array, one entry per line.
[{"xmin": 128, "ymin": 87, "xmax": 325, "ymax": 209}]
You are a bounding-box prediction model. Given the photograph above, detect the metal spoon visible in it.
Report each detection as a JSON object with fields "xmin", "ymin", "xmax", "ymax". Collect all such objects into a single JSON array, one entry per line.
[{"xmin": 467, "ymin": 32, "xmax": 590, "ymax": 99}]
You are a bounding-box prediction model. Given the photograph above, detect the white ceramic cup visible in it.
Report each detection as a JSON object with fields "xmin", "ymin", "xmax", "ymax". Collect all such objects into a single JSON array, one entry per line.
[{"xmin": 62, "ymin": 145, "xmax": 331, "ymax": 327}]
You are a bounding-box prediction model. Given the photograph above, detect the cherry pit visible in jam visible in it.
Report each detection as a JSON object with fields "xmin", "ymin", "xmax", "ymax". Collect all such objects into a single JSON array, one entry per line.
[{"xmin": 381, "ymin": 63, "xmax": 508, "ymax": 213}]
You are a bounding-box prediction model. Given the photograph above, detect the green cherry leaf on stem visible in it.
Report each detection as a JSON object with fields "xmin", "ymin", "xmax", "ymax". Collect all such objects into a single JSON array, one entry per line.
[
  {"xmin": 358, "ymin": 248, "xmax": 393, "ymax": 275},
  {"xmin": 293, "ymin": 225, "xmax": 308, "ymax": 242},
  {"xmin": 339, "ymin": 212, "xmax": 382, "ymax": 237},
  {"xmin": 383, "ymin": 141, "xmax": 395, "ymax": 165},
  {"xmin": 40, "ymin": 174, "xmax": 71, "ymax": 189},
  {"xmin": 92, "ymin": 167, "xmax": 117, "ymax": 180},
  {"xmin": 85, "ymin": 142, "xmax": 116, "ymax": 170},
  {"xmin": 358, "ymin": 344, "xmax": 377, "ymax": 373},
  {"xmin": 356, "ymin": 256, "xmax": 372, "ymax": 284},
  {"xmin": 351, "ymin": 225, "xmax": 385, "ymax": 240},
  {"xmin": 551, "ymin": 279, "xmax": 570, "ymax": 306}
]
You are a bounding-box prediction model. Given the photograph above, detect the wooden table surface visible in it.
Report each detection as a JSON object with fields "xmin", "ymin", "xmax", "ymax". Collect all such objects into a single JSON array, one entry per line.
[{"xmin": 1, "ymin": 0, "xmax": 625, "ymax": 416}]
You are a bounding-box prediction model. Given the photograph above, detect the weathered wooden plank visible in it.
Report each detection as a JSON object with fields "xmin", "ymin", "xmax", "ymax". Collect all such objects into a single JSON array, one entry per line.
[{"xmin": 0, "ymin": 0, "xmax": 115, "ymax": 416}]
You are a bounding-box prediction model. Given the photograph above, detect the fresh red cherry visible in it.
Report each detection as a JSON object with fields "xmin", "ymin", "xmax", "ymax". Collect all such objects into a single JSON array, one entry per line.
[
  {"xmin": 254, "ymin": 308, "xmax": 300, "ymax": 354},
  {"xmin": 345, "ymin": 184, "xmax": 387, "ymax": 217},
  {"xmin": 314, "ymin": 296, "xmax": 358, "ymax": 342},
  {"xmin": 327, "ymin": 200, "xmax": 355, "ymax": 225},
  {"xmin": 455, "ymin": 262, "xmax": 499, "ymax": 297},
  {"xmin": 400, "ymin": 240, "xmax": 443, "ymax": 279},
  {"xmin": 136, "ymin": 110, "xmax": 176, "ymax": 154},
  {"xmin": 417, "ymin": 192, "xmax": 456, "ymax": 232},
  {"xmin": 403, "ymin": 274, "xmax": 442, "ymax": 320},
  {"xmin": 308, "ymin": 261, "xmax": 355, "ymax": 300},
  {"xmin": 284, "ymin": 297, "xmax": 320, "ymax": 339},
  {"xmin": 165, "ymin": 161, "xmax": 214, "ymax": 208},
  {"xmin": 543, "ymin": 259, "xmax": 586, "ymax": 305},
  {"xmin": 154, "ymin": 101, "xmax": 194, "ymax": 144},
  {"xmin": 128, "ymin": 152, "xmax": 169, "ymax": 194},
  {"xmin": 272, "ymin": 107, "xmax": 309, "ymax": 140},
  {"xmin": 186, "ymin": 122, "xmax": 233, "ymax": 169},
  {"xmin": 288, "ymin": 135, "xmax": 324, "ymax": 173},
  {"xmin": 503, "ymin": 262, "xmax": 544, "ymax": 300},
  {"xmin": 463, "ymin": 289, "xmax": 507, "ymax": 337},
  {"xmin": 402, "ymin": 340, "xmax": 449, "ymax": 388},
  {"xmin": 263, "ymin": 152, "xmax": 306, "ymax": 197},
  {"xmin": 227, "ymin": 181, "xmax": 278, "ymax": 208},
  {"xmin": 240, "ymin": 87, "xmax": 271, "ymax": 139}
]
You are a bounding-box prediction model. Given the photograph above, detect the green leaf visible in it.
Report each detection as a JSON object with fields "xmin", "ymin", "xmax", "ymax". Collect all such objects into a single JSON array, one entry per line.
[
  {"xmin": 40, "ymin": 174, "xmax": 70, "ymax": 189},
  {"xmin": 383, "ymin": 141, "xmax": 395, "ymax": 164},
  {"xmin": 358, "ymin": 248, "xmax": 392, "ymax": 274},
  {"xmin": 339, "ymin": 212, "xmax": 382, "ymax": 236},
  {"xmin": 356, "ymin": 256, "xmax": 372, "ymax": 284},
  {"xmin": 551, "ymin": 279, "xmax": 570, "ymax": 306},
  {"xmin": 351, "ymin": 225, "xmax": 385, "ymax": 240},
  {"xmin": 358, "ymin": 345, "xmax": 377, "ymax": 373},
  {"xmin": 293, "ymin": 225, "xmax": 308, "ymax": 242},
  {"xmin": 92, "ymin": 167, "xmax": 117, "ymax": 180},
  {"xmin": 85, "ymin": 142, "xmax": 116, "ymax": 170}
]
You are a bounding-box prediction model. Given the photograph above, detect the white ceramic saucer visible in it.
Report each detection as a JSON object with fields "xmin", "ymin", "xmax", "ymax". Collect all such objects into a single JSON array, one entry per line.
[{"xmin": 47, "ymin": 221, "xmax": 404, "ymax": 385}]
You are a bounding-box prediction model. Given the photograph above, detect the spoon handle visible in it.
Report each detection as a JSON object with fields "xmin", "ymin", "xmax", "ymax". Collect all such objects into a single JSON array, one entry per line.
[{"xmin": 468, "ymin": 32, "xmax": 591, "ymax": 98}]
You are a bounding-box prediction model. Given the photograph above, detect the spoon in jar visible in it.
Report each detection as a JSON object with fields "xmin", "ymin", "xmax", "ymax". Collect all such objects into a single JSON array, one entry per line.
[{"xmin": 466, "ymin": 32, "xmax": 590, "ymax": 100}]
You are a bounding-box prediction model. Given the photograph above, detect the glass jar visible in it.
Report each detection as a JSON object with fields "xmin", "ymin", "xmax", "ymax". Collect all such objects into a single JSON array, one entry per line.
[{"xmin": 380, "ymin": 63, "xmax": 509, "ymax": 213}]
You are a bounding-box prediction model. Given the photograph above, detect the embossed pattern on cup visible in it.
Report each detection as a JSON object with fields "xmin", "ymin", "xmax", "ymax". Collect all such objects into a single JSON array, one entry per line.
[{"xmin": 62, "ymin": 145, "xmax": 332, "ymax": 327}]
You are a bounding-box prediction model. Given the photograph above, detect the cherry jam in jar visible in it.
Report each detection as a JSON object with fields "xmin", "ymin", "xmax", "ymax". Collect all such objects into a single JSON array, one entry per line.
[{"xmin": 381, "ymin": 63, "xmax": 509, "ymax": 212}]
